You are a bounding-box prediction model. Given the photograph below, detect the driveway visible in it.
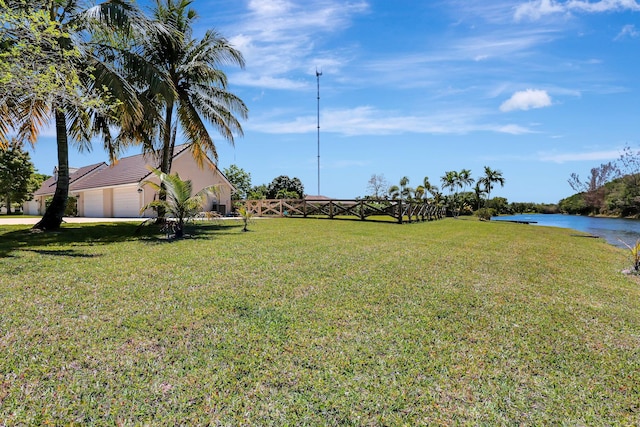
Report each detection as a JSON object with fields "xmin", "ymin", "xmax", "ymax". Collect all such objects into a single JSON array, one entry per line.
[{"xmin": 0, "ymin": 217, "xmax": 148, "ymax": 225}]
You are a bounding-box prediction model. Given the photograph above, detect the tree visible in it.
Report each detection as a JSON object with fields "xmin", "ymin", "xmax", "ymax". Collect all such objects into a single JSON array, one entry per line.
[
  {"xmin": 387, "ymin": 185, "xmax": 400, "ymax": 200},
  {"xmin": 267, "ymin": 175, "xmax": 304, "ymax": 199},
  {"xmin": 1, "ymin": 0, "xmax": 160, "ymax": 230},
  {"xmin": 440, "ymin": 171, "xmax": 458, "ymax": 196},
  {"xmin": 399, "ymin": 176, "xmax": 410, "ymax": 199},
  {"xmin": 141, "ymin": 168, "xmax": 218, "ymax": 238},
  {"xmin": 367, "ymin": 173, "xmax": 388, "ymax": 199},
  {"xmin": 568, "ymin": 162, "xmax": 618, "ymax": 214},
  {"xmin": 134, "ymin": 0, "xmax": 248, "ymax": 176},
  {"xmin": 247, "ymin": 184, "xmax": 268, "ymax": 200},
  {"xmin": 458, "ymin": 169, "xmax": 474, "ymax": 193},
  {"xmin": 223, "ymin": 164, "xmax": 251, "ymax": 200},
  {"xmin": 0, "ymin": 139, "xmax": 34, "ymax": 213},
  {"xmin": 421, "ymin": 177, "xmax": 437, "ymax": 200},
  {"xmin": 473, "ymin": 182, "xmax": 486, "ymax": 210},
  {"xmin": 441, "ymin": 171, "xmax": 461, "ymax": 216},
  {"xmin": 479, "ymin": 166, "xmax": 505, "ymax": 202}
]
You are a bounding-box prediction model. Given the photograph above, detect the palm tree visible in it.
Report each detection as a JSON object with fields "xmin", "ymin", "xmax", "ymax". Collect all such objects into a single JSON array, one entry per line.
[
  {"xmin": 458, "ymin": 169, "xmax": 474, "ymax": 193},
  {"xmin": 479, "ymin": 166, "xmax": 505, "ymax": 203},
  {"xmin": 441, "ymin": 170, "xmax": 460, "ymax": 216},
  {"xmin": 474, "ymin": 182, "xmax": 486, "ymax": 210},
  {"xmin": 387, "ymin": 185, "xmax": 400, "ymax": 200},
  {"xmin": 399, "ymin": 176, "xmax": 410, "ymax": 200},
  {"xmin": 136, "ymin": 0, "xmax": 248, "ymax": 174},
  {"xmin": 440, "ymin": 171, "xmax": 457, "ymax": 197},
  {"xmin": 141, "ymin": 167, "xmax": 218, "ymax": 238},
  {"xmin": 1, "ymin": 0, "xmax": 162, "ymax": 230}
]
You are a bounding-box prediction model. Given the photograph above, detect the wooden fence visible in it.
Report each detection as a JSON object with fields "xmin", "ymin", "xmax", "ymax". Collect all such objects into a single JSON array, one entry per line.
[{"xmin": 239, "ymin": 199, "xmax": 446, "ymax": 223}]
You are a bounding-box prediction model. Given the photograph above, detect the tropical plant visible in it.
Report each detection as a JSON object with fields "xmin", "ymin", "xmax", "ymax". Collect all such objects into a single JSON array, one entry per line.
[
  {"xmin": 619, "ymin": 238, "xmax": 640, "ymax": 272},
  {"xmin": 140, "ymin": 167, "xmax": 218, "ymax": 238},
  {"xmin": 247, "ymin": 184, "xmax": 268, "ymax": 200},
  {"xmin": 473, "ymin": 182, "xmax": 486, "ymax": 210},
  {"xmin": 237, "ymin": 206, "xmax": 253, "ymax": 232},
  {"xmin": 478, "ymin": 166, "xmax": 505, "ymax": 203},
  {"xmin": 458, "ymin": 169, "xmax": 474, "ymax": 193},
  {"xmin": 387, "ymin": 185, "xmax": 400, "ymax": 200},
  {"xmin": 441, "ymin": 171, "xmax": 461, "ymax": 216},
  {"xmin": 1, "ymin": 0, "xmax": 162, "ymax": 230},
  {"xmin": 133, "ymin": 0, "xmax": 248, "ymax": 175},
  {"xmin": 399, "ymin": 176, "xmax": 410, "ymax": 199}
]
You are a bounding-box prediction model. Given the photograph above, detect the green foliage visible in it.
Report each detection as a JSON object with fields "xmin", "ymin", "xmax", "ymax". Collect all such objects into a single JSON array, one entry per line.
[
  {"xmin": 45, "ymin": 195, "xmax": 77, "ymax": 216},
  {"xmin": 141, "ymin": 168, "xmax": 218, "ymax": 238},
  {"xmin": 559, "ymin": 193, "xmax": 590, "ymax": 215},
  {"xmin": 237, "ymin": 206, "xmax": 253, "ymax": 231},
  {"xmin": 267, "ymin": 175, "xmax": 304, "ymax": 199},
  {"xmin": 136, "ymin": 0, "xmax": 248, "ymax": 174},
  {"xmin": 475, "ymin": 207, "xmax": 496, "ymax": 220},
  {"xmin": 486, "ymin": 196, "xmax": 510, "ymax": 214},
  {"xmin": 619, "ymin": 239, "xmax": 640, "ymax": 272},
  {"xmin": 0, "ymin": 139, "xmax": 34, "ymax": 212},
  {"xmin": 223, "ymin": 164, "xmax": 252, "ymax": 200},
  {"xmin": 247, "ymin": 184, "xmax": 267, "ymax": 200}
]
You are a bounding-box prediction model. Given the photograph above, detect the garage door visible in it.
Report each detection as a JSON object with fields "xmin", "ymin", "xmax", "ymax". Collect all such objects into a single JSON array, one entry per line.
[
  {"xmin": 113, "ymin": 187, "xmax": 140, "ymax": 217},
  {"xmin": 84, "ymin": 190, "xmax": 104, "ymax": 217}
]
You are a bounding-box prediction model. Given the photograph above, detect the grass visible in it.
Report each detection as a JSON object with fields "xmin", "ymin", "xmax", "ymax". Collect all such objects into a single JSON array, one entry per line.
[{"xmin": 1, "ymin": 218, "xmax": 639, "ymax": 425}]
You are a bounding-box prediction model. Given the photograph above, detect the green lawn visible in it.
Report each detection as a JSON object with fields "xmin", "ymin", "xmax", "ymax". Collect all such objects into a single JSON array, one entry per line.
[{"xmin": 1, "ymin": 218, "xmax": 639, "ymax": 425}]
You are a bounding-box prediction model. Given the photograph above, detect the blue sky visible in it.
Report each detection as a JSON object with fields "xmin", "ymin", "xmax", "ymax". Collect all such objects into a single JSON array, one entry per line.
[{"xmin": 27, "ymin": 0, "xmax": 640, "ymax": 203}]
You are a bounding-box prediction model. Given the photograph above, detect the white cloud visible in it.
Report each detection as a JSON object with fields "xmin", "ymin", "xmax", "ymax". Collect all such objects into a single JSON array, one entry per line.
[
  {"xmin": 500, "ymin": 89, "xmax": 552, "ymax": 112},
  {"xmin": 495, "ymin": 124, "xmax": 536, "ymax": 134},
  {"xmin": 615, "ymin": 24, "xmax": 640, "ymax": 39},
  {"xmin": 246, "ymin": 106, "xmax": 537, "ymax": 136},
  {"xmin": 515, "ymin": 0, "xmax": 640, "ymax": 21},
  {"xmin": 515, "ymin": 0, "xmax": 565, "ymax": 21},
  {"xmin": 538, "ymin": 149, "xmax": 620, "ymax": 163},
  {"xmin": 226, "ymin": 1, "xmax": 369, "ymax": 84}
]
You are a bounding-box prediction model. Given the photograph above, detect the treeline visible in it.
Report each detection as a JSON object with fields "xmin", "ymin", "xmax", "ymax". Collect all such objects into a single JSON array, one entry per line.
[{"xmin": 559, "ymin": 145, "xmax": 640, "ymax": 217}]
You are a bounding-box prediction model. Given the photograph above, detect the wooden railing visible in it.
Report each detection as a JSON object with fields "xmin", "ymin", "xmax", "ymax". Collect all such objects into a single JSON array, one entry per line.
[{"xmin": 239, "ymin": 199, "xmax": 446, "ymax": 223}]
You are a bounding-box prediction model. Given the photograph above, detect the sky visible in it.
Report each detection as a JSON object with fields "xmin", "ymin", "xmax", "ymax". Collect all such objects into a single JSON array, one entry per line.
[{"xmin": 26, "ymin": 0, "xmax": 640, "ymax": 203}]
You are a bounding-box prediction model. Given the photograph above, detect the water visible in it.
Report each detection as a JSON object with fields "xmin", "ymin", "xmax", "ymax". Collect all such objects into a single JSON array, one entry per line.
[{"xmin": 492, "ymin": 213, "xmax": 640, "ymax": 248}]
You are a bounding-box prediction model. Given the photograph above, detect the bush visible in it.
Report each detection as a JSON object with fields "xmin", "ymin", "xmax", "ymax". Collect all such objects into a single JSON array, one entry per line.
[
  {"xmin": 475, "ymin": 207, "xmax": 496, "ymax": 221},
  {"xmin": 45, "ymin": 196, "xmax": 77, "ymax": 216}
]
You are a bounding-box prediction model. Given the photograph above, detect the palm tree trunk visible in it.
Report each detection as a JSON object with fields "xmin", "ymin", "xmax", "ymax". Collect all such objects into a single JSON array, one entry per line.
[
  {"xmin": 33, "ymin": 109, "xmax": 69, "ymax": 230},
  {"xmin": 156, "ymin": 104, "xmax": 176, "ymax": 221},
  {"xmin": 160, "ymin": 104, "xmax": 174, "ymax": 174}
]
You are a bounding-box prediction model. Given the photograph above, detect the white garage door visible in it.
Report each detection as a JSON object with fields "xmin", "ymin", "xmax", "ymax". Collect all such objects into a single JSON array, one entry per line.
[
  {"xmin": 113, "ymin": 187, "xmax": 140, "ymax": 217},
  {"xmin": 84, "ymin": 190, "xmax": 104, "ymax": 217}
]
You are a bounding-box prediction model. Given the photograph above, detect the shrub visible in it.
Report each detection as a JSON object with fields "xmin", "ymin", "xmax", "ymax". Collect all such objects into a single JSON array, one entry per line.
[{"xmin": 475, "ymin": 207, "xmax": 496, "ymax": 221}]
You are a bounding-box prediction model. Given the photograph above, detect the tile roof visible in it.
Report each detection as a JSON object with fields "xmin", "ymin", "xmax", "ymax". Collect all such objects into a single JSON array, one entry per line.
[
  {"xmin": 71, "ymin": 151, "xmax": 161, "ymax": 191},
  {"xmin": 34, "ymin": 162, "xmax": 107, "ymax": 196},
  {"xmin": 32, "ymin": 144, "xmax": 225, "ymax": 195}
]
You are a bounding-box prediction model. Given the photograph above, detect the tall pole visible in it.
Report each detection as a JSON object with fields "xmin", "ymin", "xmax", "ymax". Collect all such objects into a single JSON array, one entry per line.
[{"xmin": 316, "ymin": 68, "xmax": 322, "ymax": 196}]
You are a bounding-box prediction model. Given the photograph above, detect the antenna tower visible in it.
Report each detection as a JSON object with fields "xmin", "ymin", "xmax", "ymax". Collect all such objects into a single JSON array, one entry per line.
[{"xmin": 316, "ymin": 68, "xmax": 322, "ymax": 196}]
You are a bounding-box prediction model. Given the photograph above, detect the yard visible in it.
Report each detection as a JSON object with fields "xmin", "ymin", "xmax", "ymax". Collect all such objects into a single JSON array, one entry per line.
[{"xmin": 0, "ymin": 218, "xmax": 639, "ymax": 425}]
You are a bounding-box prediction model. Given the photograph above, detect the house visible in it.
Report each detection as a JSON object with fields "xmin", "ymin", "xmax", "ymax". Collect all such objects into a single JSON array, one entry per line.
[{"xmin": 24, "ymin": 145, "xmax": 234, "ymax": 217}]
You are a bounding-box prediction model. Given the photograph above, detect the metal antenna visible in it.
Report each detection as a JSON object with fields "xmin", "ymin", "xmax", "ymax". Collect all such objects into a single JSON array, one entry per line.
[{"xmin": 316, "ymin": 68, "xmax": 322, "ymax": 196}]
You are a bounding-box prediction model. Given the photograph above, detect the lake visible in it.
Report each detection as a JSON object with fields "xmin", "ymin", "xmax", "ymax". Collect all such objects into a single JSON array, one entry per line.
[{"xmin": 492, "ymin": 213, "xmax": 640, "ymax": 248}]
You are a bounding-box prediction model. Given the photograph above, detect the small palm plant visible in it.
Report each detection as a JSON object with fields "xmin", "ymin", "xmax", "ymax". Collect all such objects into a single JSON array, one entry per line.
[
  {"xmin": 237, "ymin": 206, "xmax": 253, "ymax": 232},
  {"xmin": 619, "ymin": 239, "xmax": 640, "ymax": 273},
  {"xmin": 141, "ymin": 168, "xmax": 218, "ymax": 238}
]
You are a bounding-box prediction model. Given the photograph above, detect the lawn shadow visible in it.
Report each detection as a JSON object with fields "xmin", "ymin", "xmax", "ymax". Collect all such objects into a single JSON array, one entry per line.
[{"xmin": 0, "ymin": 221, "xmax": 244, "ymax": 257}]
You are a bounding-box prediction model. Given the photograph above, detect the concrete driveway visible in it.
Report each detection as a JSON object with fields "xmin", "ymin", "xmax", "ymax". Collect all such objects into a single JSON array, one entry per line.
[{"xmin": 0, "ymin": 217, "xmax": 148, "ymax": 225}]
